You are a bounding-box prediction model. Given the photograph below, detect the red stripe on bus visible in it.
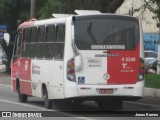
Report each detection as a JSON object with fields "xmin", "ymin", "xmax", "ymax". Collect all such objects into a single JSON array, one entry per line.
[
  {"xmin": 107, "ymin": 42, "xmax": 140, "ymax": 85},
  {"xmin": 11, "ymin": 58, "xmax": 32, "ymax": 96}
]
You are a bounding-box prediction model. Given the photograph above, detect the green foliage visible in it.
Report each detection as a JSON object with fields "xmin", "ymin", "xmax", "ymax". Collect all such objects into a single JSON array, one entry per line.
[
  {"xmin": 0, "ymin": 0, "xmax": 124, "ymax": 31},
  {"xmin": 145, "ymin": 74, "xmax": 160, "ymax": 89},
  {"xmin": 144, "ymin": 0, "xmax": 160, "ymax": 20},
  {"xmin": 0, "ymin": 0, "xmax": 30, "ymax": 31},
  {"xmin": 0, "ymin": 0, "xmax": 45, "ymax": 31},
  {"xmin": 39, "ymin": 0, "xmax": 61, "ymax": 19},
  {"xmin": 39, "ymin": 0, "xmax": 113, "ymax": 19},
  {"xmin": 0, "ymin": 0, "xmax": 124, "ymax": 74}
]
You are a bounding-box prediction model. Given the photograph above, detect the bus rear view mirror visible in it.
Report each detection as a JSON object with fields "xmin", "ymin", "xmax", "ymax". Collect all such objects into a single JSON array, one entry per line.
[{"xmin": 3, "ymin": 33, "xmax": 10, "ymax": 46}]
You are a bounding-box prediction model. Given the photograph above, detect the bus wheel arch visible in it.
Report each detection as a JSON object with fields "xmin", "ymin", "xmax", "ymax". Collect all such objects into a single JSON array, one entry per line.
[
  {"xmin": 42, "ymin": 83, "xmax": 52, "ymax": 109},
  {"xmin": 16, "ymin": 78, "xmax": 28, "ymax": 102}
]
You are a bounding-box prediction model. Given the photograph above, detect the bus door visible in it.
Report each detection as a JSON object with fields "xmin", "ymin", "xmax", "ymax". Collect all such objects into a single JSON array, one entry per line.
[{"xmin": 11, "ymin": 30, "xmax": 22, "ymax": 92}]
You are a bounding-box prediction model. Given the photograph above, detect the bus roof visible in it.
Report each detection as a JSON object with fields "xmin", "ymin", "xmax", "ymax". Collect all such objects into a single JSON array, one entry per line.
[
  {"xmin": 18, "ymin": 12, "xmax": 138, "ymax": 28},
  {"xmin": 18, "ymin": 17, "xmax": 67, "ymax": 28}
]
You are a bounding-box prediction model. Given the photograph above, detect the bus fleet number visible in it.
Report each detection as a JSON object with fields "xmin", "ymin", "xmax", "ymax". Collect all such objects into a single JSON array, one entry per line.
[{"xmin": 121, "ymin": 57, "xmax": 136, "ymax": 62}]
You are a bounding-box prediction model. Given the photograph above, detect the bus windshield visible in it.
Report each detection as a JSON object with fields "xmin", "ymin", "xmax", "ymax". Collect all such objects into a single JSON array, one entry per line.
[{"xmin": 74, "ymin": 16, "xmax": 139, "ymax": 50}]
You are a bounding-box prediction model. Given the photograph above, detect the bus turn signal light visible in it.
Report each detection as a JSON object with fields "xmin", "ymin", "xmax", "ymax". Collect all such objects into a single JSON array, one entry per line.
[
  {"xmin": 68, "ymin": 62, "xmax": 74, "ymax": 68},
  {"xmin": 138, "ymin": 58, "xmax": 144, "ymax": 81},
  {"xmin": 67, "ymin": 58, "xmax": 76, "ymax": 82}
]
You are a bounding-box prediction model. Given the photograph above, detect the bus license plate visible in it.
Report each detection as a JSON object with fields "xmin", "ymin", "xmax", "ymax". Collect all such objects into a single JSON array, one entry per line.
[{"xmin": 99, "ymin": 89, "xmax": 113, "ymax": 94}]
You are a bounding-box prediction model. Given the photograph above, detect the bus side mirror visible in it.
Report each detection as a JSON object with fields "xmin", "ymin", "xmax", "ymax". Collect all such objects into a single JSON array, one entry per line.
[
  {"xmin": 3, "ymin": 33, "xmax": 10, "ymax": 46},
  {"xmin": 74, "ymin": 55, "xmax": 82, "ymax": 72}
]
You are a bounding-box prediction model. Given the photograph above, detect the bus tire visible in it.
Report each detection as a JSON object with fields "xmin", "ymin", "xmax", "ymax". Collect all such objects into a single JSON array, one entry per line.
[
  {"xmin": 43, "ymin": 86, "xmax": 52, "ymax": 109},
  {"xmin": 16, "ymin": 81, "xmax": 28, "ymax": 102}
]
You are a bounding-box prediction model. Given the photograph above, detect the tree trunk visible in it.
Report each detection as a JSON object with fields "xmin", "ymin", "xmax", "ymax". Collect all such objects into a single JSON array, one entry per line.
[
  {"xmin": 107, "ymin": 0, "xmax": 125, "ymax": 13},
  {"xmin": 31, "ymin": 0, "xmax": 36, "ymax": 18}
]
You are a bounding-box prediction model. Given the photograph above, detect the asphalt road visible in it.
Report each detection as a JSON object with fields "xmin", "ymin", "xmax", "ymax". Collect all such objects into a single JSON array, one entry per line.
[
  {"xmin": 0, "ymin": 73, "xmax": 11, "ymax": 85},
  {"xmin": 0, "ymin": 73, "xmax": 160, "ymax": 119}
]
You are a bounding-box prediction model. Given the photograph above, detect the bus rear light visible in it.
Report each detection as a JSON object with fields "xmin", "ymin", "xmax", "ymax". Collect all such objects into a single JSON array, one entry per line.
[
  {"xmin": 138, "ymin": 58, "xmax": 144, "ymax": 81},
  {"xmin": 68, "ymin": 62, "xmax": 74, "ymax": 68},
  {"xmin": 139, "ymin": 69, "xmax": 145, "ymax": 73},
  {"xmin": 67, "ymin": 58, "xmax": 76, "ymax": 82},
  {"xmin": 68, "ymin": 69, "xmax": 75, "ymax": 74},
  {"xmin": 140, "ymin": 63, "xmax": 144, "ymax": 68}
]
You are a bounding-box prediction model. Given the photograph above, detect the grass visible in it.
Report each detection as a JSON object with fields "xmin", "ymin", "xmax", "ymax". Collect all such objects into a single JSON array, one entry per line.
[{"xmin": 145, "ymin": 74, "xmax": 160, "ymax": 89}]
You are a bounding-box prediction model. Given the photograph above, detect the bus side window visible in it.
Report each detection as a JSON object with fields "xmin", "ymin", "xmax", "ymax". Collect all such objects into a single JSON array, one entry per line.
[
  {"xmin": 36, "ymin": 26, "xmax": 45, "ymax": 59},
  {"xmin": 56, "ymin": 24, "xmax": 65, "ymax": 42},
  {"xmin": 22, "ymin": 28, "xmax": 29, "ymax": 57},
  {"xmin": 54, "ymin": 24, "xmax": 65, "ymax": 60},
  {"xmin": 28, "ymin": 27, "xmax": 37, "ymax": 58},
  {"xmin": 54, "ymin": 43, "xmax": 64, "ymax": 60},
  {"xmin": 13, "ymin": 29, "xmax": 22, "ymax": 61},
  {"xmin": 44, "ymin": 25, "xmax": 55, "ymax": 59}
]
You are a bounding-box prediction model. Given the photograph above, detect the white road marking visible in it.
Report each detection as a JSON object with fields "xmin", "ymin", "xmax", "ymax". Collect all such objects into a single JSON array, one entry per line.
[
  {"xmin": 0, "ymin": 99, "xmax": 53, "ymax": 111},
  {"xmin": 0, "ymin": 98, "xmax": 93, "ymax": 120},
  {"xmin": 1, "ymin": 84, "xmax": 160, "ymax": 119},
  {"xmin": 0, "ymin": 84, "xmax": 11, "ymax": 88},
  {"xmin": 0, "ymin": 84, "xmax": 90, "ymax": 119}
]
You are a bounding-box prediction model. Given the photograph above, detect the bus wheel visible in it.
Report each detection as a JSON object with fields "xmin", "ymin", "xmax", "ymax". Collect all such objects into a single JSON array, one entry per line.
[
  {"xmin": 16, "ymin": 81, "xmax": 28, "ymax": 102},
  {"xmin": 43, "ymin": 87, "xmax": 52, "ymax": 109}
]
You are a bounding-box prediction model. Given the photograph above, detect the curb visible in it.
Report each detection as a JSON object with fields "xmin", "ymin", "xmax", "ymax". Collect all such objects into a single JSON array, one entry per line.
[{"xmin": 144, "ymin": 88, "xmax": 160, "ymax": 97}]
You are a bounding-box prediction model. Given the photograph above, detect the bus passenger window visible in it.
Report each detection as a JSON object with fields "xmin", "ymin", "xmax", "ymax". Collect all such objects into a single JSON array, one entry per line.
[
  {"xmin": 23, "ymin": 28, "xmax": 29, "ymax": 42},
  {"xmin": 44, "ymin": 25, "xmax": 55, "ymax": 59},
  {"xmin": 13, "ymin": 29, "xmax": 22, "ymax": 61},
  {"xmin": 46, "ymin": 25, "xmax": 55, "ymax": 42},
  {"xmin": 54, "ymin": 24, "xmax": 65, "ymax": 60},
  {"xmin": 30, "ymin": 27, "xmax": 37, "ymax": 42},
  {"xmin": 22, "ymin": 28, "xmax": 29, "ymax": 57},
  {"xmin": 44, "ymin": 43, "xmax": 54, "ymax": 59},
  {"xmin": 28, "ymin": 27, "xmax": 37, "ymax": 58},
  {"xmin": 56, "ymin": 24, "xmax": 65, "ymax": 42},
  {"xmin": 36, "ymin": 26, "xmax": 45, "ymax": 59},
  {"xmin": 54, "ymin": 43, "xmax": 64, "ymax": 60}
]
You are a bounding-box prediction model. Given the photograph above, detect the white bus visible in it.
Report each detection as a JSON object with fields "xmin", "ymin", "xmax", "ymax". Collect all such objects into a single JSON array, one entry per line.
[{"xmin": 11, "ymin": 11, "xmax": 144, "ymax": 110}]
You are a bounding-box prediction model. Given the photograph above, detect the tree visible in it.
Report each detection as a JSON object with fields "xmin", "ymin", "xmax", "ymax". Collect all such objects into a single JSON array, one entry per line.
[
  {"xmin": 0, "ymin": 0, "xmax": 45, "ymax": 32},
  {"xmin": 0, "ymin": 0, "xmax": 30, "ymax": 73},
  {"xmin": 0, "ymin": 0, "xmax": 29, "ymax": 32},
  {"xmin": 39, "ymin": 0, "xmax": 125, "ymax": 19},
  {"xmin": 134, "ymin": 0, "xmax": 160, "ymax": 20},
  {"xmin": 0, "ymin": 0, "xmax": 125, "ymax": 30},
  {"xmin": 0, "ymin": 0, "xmax": 125, "ymax": 73},
  {"xmin": 144, "ymin": 0, "xmax": 160, "ymax": 20},
  {"xmin": 107, "ymin": 0, "xmax": 125, "ymax": 13}
]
